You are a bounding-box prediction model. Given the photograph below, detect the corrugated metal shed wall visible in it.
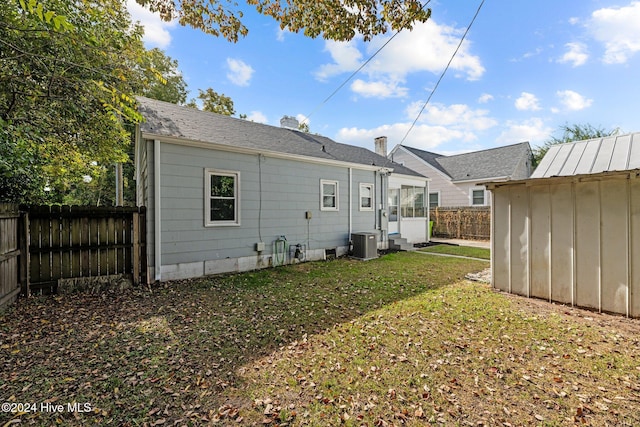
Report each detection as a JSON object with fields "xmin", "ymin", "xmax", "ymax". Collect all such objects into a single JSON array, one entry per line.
[{"xmin": 490, "ymin": 172, "xmax": 640, "ymax": 317}]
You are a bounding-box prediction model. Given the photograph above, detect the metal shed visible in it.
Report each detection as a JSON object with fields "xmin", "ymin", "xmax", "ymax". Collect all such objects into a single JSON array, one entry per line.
[{"xmin": 487, "ymin": 132, "xmax": 640, "ymax": 317}]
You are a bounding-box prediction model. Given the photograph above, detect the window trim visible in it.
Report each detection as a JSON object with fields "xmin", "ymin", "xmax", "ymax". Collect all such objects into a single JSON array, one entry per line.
[
  {"xmin": 320, "ymin": 179, "xmax": 339, "ymax": 211},
  {"xmin": 204, "ymin": 168, "xmax": 240, "ymax": 227},
  {"xmin": 428, "ymin": 191, "xmax": 440, "ymax": 209},
  {"xmin": 359, "ymin": 183, "xmax": 374, "ymax": 211},
  {"xmin": 470, "ymin": 187, "xmax": 486, "ymax": 206}
]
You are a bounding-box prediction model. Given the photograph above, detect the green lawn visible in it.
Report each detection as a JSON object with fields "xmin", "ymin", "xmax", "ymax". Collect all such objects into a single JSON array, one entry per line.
[
  {"xmin": 1, "ymin": 252, "xmax": 639, "ymax": 426},
  {"xmin": 419, "ymin": 243, "xmax": 491, "ymax": 260}
]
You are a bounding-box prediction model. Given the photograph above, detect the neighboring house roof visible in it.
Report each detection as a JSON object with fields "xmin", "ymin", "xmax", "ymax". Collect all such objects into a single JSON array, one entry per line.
[
  {"xmin": 531, "ymin": 132, "xmax": 640, "ymax": 179},
  {"xmin": 397, "ymin": 142, "xmax": 532, "ymax": 181},
  {"xmin": 137, "ymin": 96, "xmax": 424, "ymax": 178}
]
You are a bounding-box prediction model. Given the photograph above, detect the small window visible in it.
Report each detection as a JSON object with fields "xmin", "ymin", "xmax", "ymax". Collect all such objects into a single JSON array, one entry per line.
[
  {"xmin": 388, "ymin": 188, "xmax": 399, "ymax": 221},
  {"xmin": 359, "ymin": 183, "xmax": 374, "ymax": 211},
  {"xmin": 428, "ymin": 192, "xmax": 440, "ymax": 208},
  {"xmin": 205, "ymin": 169, "xmax": 240, "ymax": 226},
  {"xmin": 471, "ymin": 188, "xmax": 485, "ymax": 206},
  {"xmin": 321, "ymin": 179, "xmax": 339, "ymax": 211}
]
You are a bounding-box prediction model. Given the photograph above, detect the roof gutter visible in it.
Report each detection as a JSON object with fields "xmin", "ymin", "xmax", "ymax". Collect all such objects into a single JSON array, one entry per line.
[{"xmin": 452, "ymin": 175, "xmax": 509, "ymax": 184}]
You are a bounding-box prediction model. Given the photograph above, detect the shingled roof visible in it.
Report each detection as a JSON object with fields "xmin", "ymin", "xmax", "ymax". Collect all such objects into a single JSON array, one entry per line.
[
  {"xmin": 400, "ymin": 142, "xmax": 532, "ymax": 181},
  {"xmin": 137, "ymin": 96, "xmax": 424, "ymax": 178}
]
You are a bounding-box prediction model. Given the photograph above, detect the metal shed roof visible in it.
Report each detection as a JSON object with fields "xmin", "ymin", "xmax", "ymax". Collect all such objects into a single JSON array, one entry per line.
[{"xmin": 531, "ymin": 132, "xmax": 640, "ymax": 178}]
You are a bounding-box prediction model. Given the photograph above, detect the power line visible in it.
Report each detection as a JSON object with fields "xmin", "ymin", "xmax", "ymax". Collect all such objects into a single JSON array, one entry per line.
[
  {"xmin": 399, "ymin": 0, "xmax": 485, "ymax": 145},
  {"xmin": 302, "ymin": 0, "xmax": 432, "ymax": 125}
]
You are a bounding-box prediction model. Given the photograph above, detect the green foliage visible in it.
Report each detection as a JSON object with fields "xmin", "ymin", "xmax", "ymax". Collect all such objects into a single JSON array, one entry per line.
[
  {"xmin": 138, "ymin": 0, "xmax": 432, "ymax": 42},
  {"xmin": 533, "ymin": 123, "xmax": 620, "ymax": 167},
  {"xmin": 137, "ymin": 48, "xmax": 188, "ymax": 104},
  {"xmin": 0, "ymin": 0, "xmax": 147, "ymax": 204},
  {"xmin": 192, "ymin": 88, "xmax": 236, "ymax": 116}
]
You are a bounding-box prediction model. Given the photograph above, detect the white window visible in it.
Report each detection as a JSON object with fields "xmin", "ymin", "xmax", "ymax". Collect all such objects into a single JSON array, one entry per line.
[
  {"xmin": 401, "ymin": 185, "xmax": 426, "ymax": 218},
  {"xmin": 321, "ymin": 179, "xmax": 339, "ymax": 211},
  {"xmin": 359, "ymin": 183, "xmax": 374, "ymax": 211},
  {"xmin": 388, "ymin": 188, "xmax": 399, "ymax": 222},
  {"xmin": 428, "ymin": 192, "xmax": 440, "ymax": 208},
  {"xmin": 205, "ymin": 169, "xmax": 240, "ymax": 226},
  {"xmin": 471, "ymin": 188, "xmax": 486, "ymax": 206}
]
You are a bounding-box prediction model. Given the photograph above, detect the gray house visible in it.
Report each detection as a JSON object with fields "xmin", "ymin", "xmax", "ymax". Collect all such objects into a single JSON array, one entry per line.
[
  {"xmin": 388, "ymin": 142, "xmax": 533, "ymax": 208},
  {"xmin": 134, "ymin": 97, "xmax": 429, "ymax": 282}
]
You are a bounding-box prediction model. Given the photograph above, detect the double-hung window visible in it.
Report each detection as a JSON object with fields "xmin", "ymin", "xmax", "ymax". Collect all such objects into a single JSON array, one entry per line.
[
  {"xmin": 471, "ymin": 188, "xmax": 486, "ymax": 206},
  {"xmin": 428, "ymin": 192, "xmax": 440, "ymax": 208},
  {"xmin": 205, "ymin": 169, "xmax": 239, "ymax": 226},
  {"xmin": 320, "ymin": 179, "xmax": 339, "ymax": 211},
  {"xmin": 359, "ymin": 183, "xmax": 374, "ymax": 211}
]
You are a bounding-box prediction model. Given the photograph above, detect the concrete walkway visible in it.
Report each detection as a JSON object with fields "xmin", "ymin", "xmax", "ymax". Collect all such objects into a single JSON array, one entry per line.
[
  {"xmin": 417, "ymin": 251, "xmax": 490, "ymax": 262},
  {"xmin": 429, "ymin": 237, "xmax": 490, "ymax": 249}
]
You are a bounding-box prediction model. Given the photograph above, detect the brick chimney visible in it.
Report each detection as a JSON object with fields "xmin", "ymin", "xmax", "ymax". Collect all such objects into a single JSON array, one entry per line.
[{"xmin": 374, "ymin": 136, "xmax": 388, "ymax": 157}]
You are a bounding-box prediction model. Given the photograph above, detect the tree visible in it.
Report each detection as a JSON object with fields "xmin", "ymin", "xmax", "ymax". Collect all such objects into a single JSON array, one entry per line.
[
  {"xmin": 137, "ymin": 48, "xmax": 188, "ymax": 104},
  {"xmin": 190, "ymin": 88, "xmax": 236, "ymax": 116},
  {"xmin": 533, "ymin": 123, "xmax": 620, "ymax": 167},
  {"xmin": 0, "ymin": 0, "xmax": 147, "ymax": 204},
  {"xmin": 136, "ymin": 0, "xmax": 432, "ymax": 42}
]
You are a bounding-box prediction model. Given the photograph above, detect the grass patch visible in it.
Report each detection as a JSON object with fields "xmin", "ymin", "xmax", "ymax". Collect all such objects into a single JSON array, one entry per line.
[
  {"xmin": 420, "ymin": 244, "xmax": 490, "ymax": 260},
  {"xmin": 1, "ymin": 252, "xmax": 639, "ymax": 426}
]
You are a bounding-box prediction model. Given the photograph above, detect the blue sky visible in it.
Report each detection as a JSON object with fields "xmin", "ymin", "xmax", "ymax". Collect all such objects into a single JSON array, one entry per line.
[{"xmin": 128, "ymin": 0, "xmax": 640, "ymax": 155}]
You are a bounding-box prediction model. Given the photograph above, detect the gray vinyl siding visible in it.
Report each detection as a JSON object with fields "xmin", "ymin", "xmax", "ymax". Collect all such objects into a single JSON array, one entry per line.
[{"xmin": 155, "ymin": 141, "xmax": 377, "ymax": 266}]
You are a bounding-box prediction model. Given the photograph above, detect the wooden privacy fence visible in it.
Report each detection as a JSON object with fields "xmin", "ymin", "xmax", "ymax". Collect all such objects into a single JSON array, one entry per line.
[
  {"xmin": 430, "ymin": 206, "xmax": 490, "ymax": 241},
  {"xmin": 0, "ymin": 204, "xmax": 22, "ymax": 310},
  {"xmin": 26, "ymin": 205, "xmax": 147, "ymax": 294}
]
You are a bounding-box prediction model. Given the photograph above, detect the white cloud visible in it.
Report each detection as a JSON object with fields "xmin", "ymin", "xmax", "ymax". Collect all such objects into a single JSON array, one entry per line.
[
  {"xmin": 350, "ymin": 79, "xmax": 408, "ymax": 98},
  {"xmin": 246, "ymin": 111, "xmax": 268, "ymax": 124},
  {"xmin": 226, "ymin": 58, "xmax": 254, "ymax": 86},
  {"xmin": 556, "ymin": 90, "xmax": 593, "ymax": 111},
  {"xmin": 515, "ymin": 92, "xmax": 541, "ymax": 111},
  {"xmin": 127, "ymin": 0, "xmax": 176, "ymax": 48},
  {"xmin": 588, "ymin": 1, "xmax": 640, "ymax": 64},
  {"xmin": 558, "ymin": 42, "xmax": 589, "ymax": 67},
  {"xmin": 334, "ymin": 101, "xmax": 496, "ymax": 151},
  {"xmin": 315, "ymin": 19, "xmax": 484, "ymax": 99},
  {"xmin": 336, "ymin": 123, "xmax": 469, "ymax": 151},
  {"xmin": 496, "ymin": 118, "xmax": 552, "ymax": 146},
  {"xmin": 296, "ymin": 114, "xmax": 310, "ymax": 126},
  {"xmin": 314, "ymin": 41, "xmax": 363, "ymax": 81},
  {"xmin": 406, "ymin": 102, "xmax": 497, "ymax": 131},
  {"xmin": 478, "ymin": 93, "xmax": 494, "ymax": 104}
]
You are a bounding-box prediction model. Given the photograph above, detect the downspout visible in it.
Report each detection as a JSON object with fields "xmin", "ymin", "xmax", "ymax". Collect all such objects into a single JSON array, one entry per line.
[
  {"xmin": 348, "ymin": 168, "xmax": 352, "ymax": 237},
  {"xmin": 154, "ymin": 139, "xmax": 161, "ymax": 282}
]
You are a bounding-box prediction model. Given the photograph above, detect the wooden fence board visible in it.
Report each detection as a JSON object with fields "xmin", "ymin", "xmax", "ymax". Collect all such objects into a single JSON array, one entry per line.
[{"xmin": 0, "ymin": 203, "xmax": 21, "ymax": 310}]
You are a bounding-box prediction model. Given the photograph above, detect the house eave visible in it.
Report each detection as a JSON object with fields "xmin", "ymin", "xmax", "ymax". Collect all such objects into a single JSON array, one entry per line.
[
  {"xmin": 140, "ymin": 131, "xmax": 390, "ymax": 173},
  {"xmin": 452, "ymin": 175, "xmax": 509, "ymax": 184}
]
